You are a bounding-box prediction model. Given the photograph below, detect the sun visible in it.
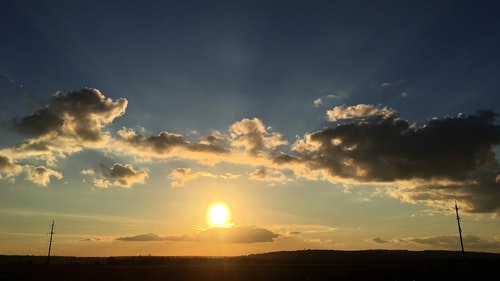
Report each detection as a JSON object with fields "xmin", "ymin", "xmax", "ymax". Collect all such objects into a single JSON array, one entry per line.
[{"xmin": 207, "ymin": 202, "xmax": 231, "ymax": 227}]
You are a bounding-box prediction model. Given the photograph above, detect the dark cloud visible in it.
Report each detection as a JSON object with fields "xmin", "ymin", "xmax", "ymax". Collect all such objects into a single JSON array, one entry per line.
[
  {"xmin": 197, "ymin": 226, "xmax": 280, "ymax": 243},
  {"xmin": 402, "ymin": 168, "xmax": 500, "ymax": 213},
  {"xmin": 11, "ymin": 88, "xmax": 127, "ymax": 143},
  {"xmin": 302, "ymin": 110, "xmax": 500, "ymax": 182},
  {"xmin": 116, "ymin": 233, "xmax": 165, "ymax": 241},
  {"xmin": 287, "ymin": 108, "xmax": 500, "ymax": 213},
  {"xmin": 97, "ymin": 163, "xmax": 148, "ymax": 188},
  {"xmin": 10, "ymin": 108, "xmax": 62, "ymax": 136},
  {"xmin": 80, "ymin": 238, "xmax": 101, "ymax": 242},
  {"xmin": 117, "ymin": 129, "xmax": 230, "ymax": 157},
  {"xmin": 407, "ymin": 234, "xmax": 499, "ymax": 251},
  {"xmin": 116, "ymin": 226, "xmax": 279, "ymax": 243}
]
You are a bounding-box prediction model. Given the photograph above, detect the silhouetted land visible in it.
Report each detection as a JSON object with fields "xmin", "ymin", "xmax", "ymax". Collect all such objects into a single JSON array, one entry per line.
[{"xmin": 2, "ymin": 250, "xmax": 499, "ymax": 280}]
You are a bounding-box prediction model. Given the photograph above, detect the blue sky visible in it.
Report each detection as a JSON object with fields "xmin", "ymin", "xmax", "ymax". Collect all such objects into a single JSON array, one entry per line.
[{"xmin": 1, "ymin": 0, "xmax": 499, "ymax": 256}]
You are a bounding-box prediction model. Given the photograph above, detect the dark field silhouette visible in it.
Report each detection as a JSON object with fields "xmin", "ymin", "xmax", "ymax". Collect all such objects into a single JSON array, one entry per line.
[{"xmin": 2, "ymin": 250, "xmax": 499, "ymax": 281}]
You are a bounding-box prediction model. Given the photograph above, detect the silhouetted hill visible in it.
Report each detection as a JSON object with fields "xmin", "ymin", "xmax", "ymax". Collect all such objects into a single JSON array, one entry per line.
[
  {"xmin": 240, "ymin": 249, "xmax": 500, "ymax": 263},
  {"xmin": 2, "ymin": 249, "xmax": 500, "ymax": 266},
  {"xmin": 2, "ymin": 250, "xmax": 499, "ymax": 281}
]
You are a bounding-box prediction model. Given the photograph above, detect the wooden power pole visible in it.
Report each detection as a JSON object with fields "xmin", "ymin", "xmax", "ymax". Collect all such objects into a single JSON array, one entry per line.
[
  {"xmin": 455, "ymin": 202, "xmax": 465, "ymax": 260},
  {"xmin": 47, "ymin": 220, "xmax": 55, "ymax": 265}
]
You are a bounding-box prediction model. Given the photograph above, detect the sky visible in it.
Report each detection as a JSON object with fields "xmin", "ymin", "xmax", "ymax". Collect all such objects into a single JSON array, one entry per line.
[{"xmin": 1, "ymin": 0, "xmax": 499, "ymax": 257}]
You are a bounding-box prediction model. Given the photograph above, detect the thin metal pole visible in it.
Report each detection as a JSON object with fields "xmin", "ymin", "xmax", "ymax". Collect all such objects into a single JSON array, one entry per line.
[
  {"xmin": 47, "ymin": 220, "xmax": 54, "ymax": 265},
  {"xmin": 455, "ymin": 202, "xmax": 465, "ymax": 260}
]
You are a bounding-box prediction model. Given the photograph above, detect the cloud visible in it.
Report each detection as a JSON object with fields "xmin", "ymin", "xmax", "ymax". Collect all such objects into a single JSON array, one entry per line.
[
  {"xmin": 1, "ymin": 151, "xmax": 63, "ymax": 186},
  {"xmin": 297, "ymin": 110, "xmax": 499, "ymax": 182},
  {"xmin": 229, "ymin": 118, "xmax": 288, "ymax": 156},
  {"xmin": 313, "ymin": 98, "xmax": 322, "ymax": 107},
  {"xmin": 371, "ymin": 237, "xmax": 389, "ymax": 244},
  {"xmin": 303, "ymin": 238, "xmax": 332, "ymax": 243},
  {"xmin": 8, "ymin": 88, "xmax": 127, "ymax": 166},
  {"xmin": 116, "ymin": 233, "xmax": 166, "ymax": 241},
  {"xmin": 403, "ymin": 234, "xmax": 500, "ymax": 251},
  {"xmin": 11, "ymin": 87, "xmax": 127, "ymax": 143},
  {"xmin": 197, "ymin": 226, "xmax": 280, "ymax": 243},
  {"xmin": 80, "ymin": 169, "xmax": 95, "ymax": 175},
  {"xmin": 289, "ymin": 109, "xmax": 500, "ymax": 213},
  {"xmin": 326, "ymin": 104, "xmax": 396, "ymax": 122},
  {"xmin": 378, "ymin": 82, "xmax": 391, "ymax": 91},
  {"xmin": 249, "ymin": 167, "xmax": 286, "ymax": 182},
  {"xmin": 80, "ymin": 238, "xmax": 101, "ymax": 242},
  {"xmin": 169, "ymin": 167, "xmax": 217, "ymax": 188},
  {"xmin": 377, "ymin": 80, "xmax": 408, "ymax": 97},
  {"xmin": 115, "ymin": 129, "xmax": 230, "ymax": 164},
  {"xmin": 2, "ymin": 87, "xmax": 500, "ymax": 215},
  {"xmin": 116, "ymin": 226, "xmax": 279, "ymax": 243},
  {"xmin": 94, "ymin": 163, "xmax": 148, "ymax": 188},
  {"xmin": 0, "ymin": 154, "xmax": 23, "ymax": 178},
  {"xmin": 24, "ymin": 165, "xmax": 63, "ymax": 186}
]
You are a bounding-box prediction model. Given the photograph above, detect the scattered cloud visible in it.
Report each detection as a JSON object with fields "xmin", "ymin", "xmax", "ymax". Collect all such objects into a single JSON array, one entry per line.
[
  {"xmin": 2, "ymin": 88, "xmax": 500, "ymax": 215},
  {"xmin": 313, "ymin": 98, "xmax": 322, "ymax": 107}
]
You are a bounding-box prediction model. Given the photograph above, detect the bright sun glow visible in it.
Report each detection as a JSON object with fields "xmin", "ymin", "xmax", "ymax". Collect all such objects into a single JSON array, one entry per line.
[{"xmin": 207, "ymin": 202, "xmax": 231, "ymax": 227}]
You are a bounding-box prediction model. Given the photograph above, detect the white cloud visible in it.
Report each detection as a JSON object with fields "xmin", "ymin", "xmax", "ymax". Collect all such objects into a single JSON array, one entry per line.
[{"xmin": 326, "ymin": 104, "xmax": 396, "ymax": 122}]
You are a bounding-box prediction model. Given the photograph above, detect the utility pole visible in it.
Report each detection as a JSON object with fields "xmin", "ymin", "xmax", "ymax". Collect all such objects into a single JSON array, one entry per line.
[
  {"xmin": 47, "ymin": 220, "xmax": 55, "ymax": 265},
  {"xmin": 455, "ymin": 202, "xmax": 465, "ymax": 260}
]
